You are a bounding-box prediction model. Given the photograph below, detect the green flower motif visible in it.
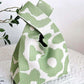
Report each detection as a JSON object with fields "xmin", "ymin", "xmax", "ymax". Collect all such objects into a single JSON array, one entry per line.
[
  {"xmin": 39, "ymin": 48, "xmax": 63, "ymax": 77},
  {"xmin": 20, "ymin": 69, "xmax": 45, "ymax": 84},
  {"xmin": 51, "ymin": 23, "xmax": 59, "ymax": 33},
  {"xmin": 23, "ymin": 24, "xmax": 40, "ymax": 39},
  {"xmin": 63, "ymin": 43, "xmax": 68, "ymax": 52},
  {"xmin": 58, "ymin": 55, "xmax": 69, "ymax": 77},
  {"xmin": 52, "ymin": 34, "xmax": 64, "ymax": 44},
  {"xmin": 29, "ymin": 45, "xmax": 41, "ymax": 61}
]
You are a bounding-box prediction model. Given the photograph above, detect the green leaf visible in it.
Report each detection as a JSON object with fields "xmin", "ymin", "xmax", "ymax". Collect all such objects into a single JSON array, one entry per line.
[
  {"xmin": 9, "ymin": 23, "xmax": 13, "ymax": 27},
  {"xmin": 10, "ymin": 15, "xmax": 12, "ymax": 19},
  {"xmin": 0, "ymin": 28, "xmax": 5, "ymax": 32},
  {"xmin": 11, "ymin": 19, "xmax": 16, "ymax": 23},
  {"xmin": 15, "ymin": 16, "xmax": 20, "ymax": 20},
  {"xmin": 11, "ymin": 19, "xmax": 19, "ymax": 24},
  {"xmin": 10, "ymin": 16, "xmax": 20, "ymax": 25},
  {"xmin": 4, "ymin": 35, "xmax": 8, "ymax": 40},
  {"xmin": 16, "ymin": 9, "xmax": 19, "ymax": 13},
  {"xmin": 2, "ymin": 32, "xmax": 11, "ymax": 45},
  {"xmin": 6, "ymin": 39, "xmax": 11, "ymax": 44},
  {"xmin": 4, "ymin": 40, "xmax": 7, "ymax": 45},
  {"xmin": 16, "ymin": 20, "xmax": 19, "ymax": 24},
  {"xmin": 3, "ymin": 32, "xmax": 6, "ymax": 37},
  {"xmin": 0, "ymin": 2, "xmax": 2, "ymax": 4}
]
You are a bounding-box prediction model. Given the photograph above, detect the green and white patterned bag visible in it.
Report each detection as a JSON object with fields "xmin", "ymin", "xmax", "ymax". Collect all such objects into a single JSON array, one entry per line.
[{"xmin": 10, "ymin": 0, "xmax": 69, "ymax": 84}]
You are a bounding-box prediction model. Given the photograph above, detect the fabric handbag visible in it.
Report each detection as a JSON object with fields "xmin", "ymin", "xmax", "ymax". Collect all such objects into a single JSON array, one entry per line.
[{"xmin": 10, "ymin": 0, "xmax": 69, "ymax": 84}]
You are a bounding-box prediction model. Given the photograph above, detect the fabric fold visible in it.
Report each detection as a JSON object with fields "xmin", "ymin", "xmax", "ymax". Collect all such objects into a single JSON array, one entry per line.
[{"xmin": 18, "ymin": 1, "xmax": 54, "ymax": 36}]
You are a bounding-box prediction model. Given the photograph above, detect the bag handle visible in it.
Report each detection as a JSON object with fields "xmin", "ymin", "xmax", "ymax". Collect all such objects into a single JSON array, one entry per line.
[{"xmin": 37, "ymin": 0, "xmax": 53, "ymax": 17}]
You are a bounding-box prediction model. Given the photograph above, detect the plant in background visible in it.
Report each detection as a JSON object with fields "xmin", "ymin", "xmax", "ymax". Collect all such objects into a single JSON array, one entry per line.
[{"xmin": 0, "ymin": 1, "xmax": 20, "ymax": 45}]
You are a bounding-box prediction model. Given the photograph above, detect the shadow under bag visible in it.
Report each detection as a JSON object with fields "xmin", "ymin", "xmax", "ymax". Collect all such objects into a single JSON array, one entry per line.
[{"xmin": 10, "ymin": 0, "xmax": 69, "ymax": 84}]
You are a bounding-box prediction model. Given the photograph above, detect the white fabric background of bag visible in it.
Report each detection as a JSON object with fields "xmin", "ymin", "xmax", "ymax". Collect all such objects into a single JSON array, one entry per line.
[
  {"xmin": 0, "ymin": 45, "xmax": 84, "ymax": 84},
  {"xmin": 0, "ymin": 0, "xmax": 84, "ymax": 54}
]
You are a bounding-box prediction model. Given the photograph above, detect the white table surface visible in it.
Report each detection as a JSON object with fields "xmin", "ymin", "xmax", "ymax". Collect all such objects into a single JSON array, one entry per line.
[{"xmin": 0, "ymin": 44, "xmax": 84, "ymax": 84}]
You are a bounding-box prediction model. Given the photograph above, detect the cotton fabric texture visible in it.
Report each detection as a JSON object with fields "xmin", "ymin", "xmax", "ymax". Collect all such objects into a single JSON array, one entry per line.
[{"xmin": 10, "ymin": 0, "xmax": 69, "ymax": 84}]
